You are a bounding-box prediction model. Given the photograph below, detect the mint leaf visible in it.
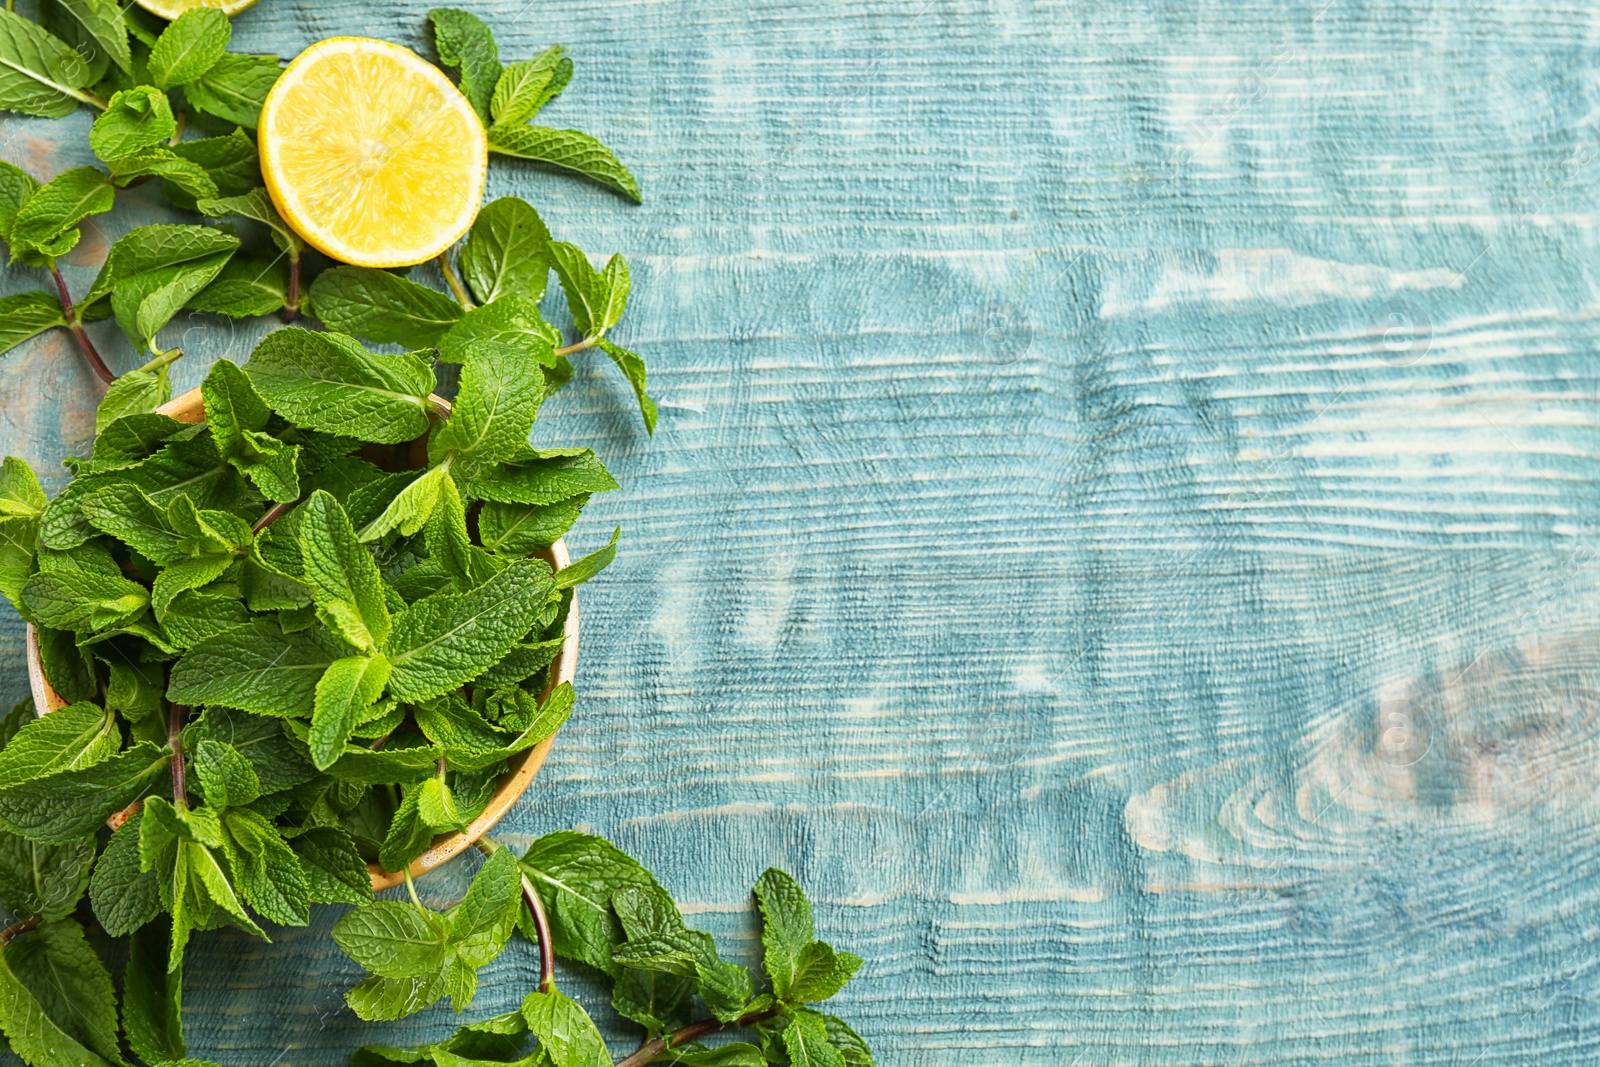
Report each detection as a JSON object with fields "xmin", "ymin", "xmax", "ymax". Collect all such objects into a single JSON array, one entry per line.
[
  {"xmin": 289, "ymin": 826, "xmax": 372, "ymax": 906},
  {"xmin": 96, "ymin": 366, "xmax": 173, "ymax": 433},
  {"xmin": 166, "ymin": 130, "xmax": 263, "ymax": 205},
  {"xmin": 334, "ymin": 900, "xmax": 451, "ymax": 979},
  {"xmin": 520, "ymin": 988, "xmax": 610, "ymax": 1067},
  {"xmin": 182, "ymin": 53, "xmax": 280, "ymax": 129},
  {"xmin": 428, "ymin": 8, "xmax": 500, "ymax": 124},
  {"xmin": 0, "ymin": 456, "xmax": 45, "ymax": 520},
  {"xmin": 90, "ymin": 811, "xmax": 162, "ymax": 936},
  {"xmin": 382, "ymin": 557, "xmax": 555, "ymax": 701},
  {"xmin": 424, "ymin": 473, "xmax": 499, "ymax": 590},
  {"xmin": 596, "ymin": 337, "xmax": 657, "ymax": 433},
  {"xmin": 203, "ymin": 357, "xmax": 300, "ymax": 501},
  {"xmin": 430, "ymin": 341, "xmax": 542, "ymax": 466},
  {"xmin": 546, "ymin": 241, "xmax": 629, "ymax": 336},
  {"xmin": 0, "ymin": 291, "xmax": 65, "ymax": 355},
  {"xmin": 195, "ymin": 186, "xmax": 301, "ymax": 256},
  {"xmin": 9, "ymin": 167, "xmax": 112, "ymax": 257},
  {"xmin": 555, "ymin": 526, "xmax": 619, "ymax": 589},
  {"xmin": 191, "ymin": 738, "xmax": 261, "ymax": 808},
  {"xmin": 310, "ymin": 655, "xmax": 391, "ymax": 770},
  {"xmin": 438, "ymin": 294, "xmax": 560, "ymax": 366},
  {"xmin": 87, "ymin": 223, "xmax": 240, "ymax": 308},
  {"xmin": 221, "ymin": 807, "xmax": 309, "ymax": 925},
  {"xmin": 519, "ymin": 831, "xmax": 655, "ymax": 977},
  {"xmin": 0, "ymin": 742, "xmax": 169, "ymax": 844},
  {"xmin": 0, "ymin": 921, "xmax": 116, "ymax": 1067},
  {"xmin": 107, "ymin": 146, "xmax": 218, "ymax": 201},
  {"xmin": 0, "ymin": 832, "xmax": 92, "ymax": 920},
  {"xmin": 823, "ymin": 1015, "xmax": 874, "ymax": 1066},
  {"xmin": 356, "ymin": 463, "xmax": 452, "ymax": 543},
  {"xmin": 300, "ymin": 489, "xmax": 392, "ymax": 650},
  {"xmin": 309, "ymin": 266, "xmax": 464, "ymax": 347},
  {"xmin": 111, "ymin": 241, "xmax": 236, "ymax": 351},
  {"xmin": 37, "ymin": 0, "xmax": 132, "ymax": 81},
  {"xmin": 489, "ymin": 125, "xmax": 641, "ymax": 203},
  {"xmin": 783, "ymin": 1010, "xmax": 846, "ymax": 1067},
  {"xmin": 124, "ymin": 919, "xmax": 184, "ymax": 1062},
  {"xmin": 460, "ymin": 197, "xmax": 551, "ymax": 305},
  {"xmin": 462, "ymin": 447, "xmax": 618, "ymax": 505},
  {"xmin": 0, "ymin": 702, "xmax": 117, "ymax": 790},
  {"xmin": 478, "ymin": 495, "xmax": 587, "ymax": 556},
  {"xmin": 660, "ymin": 1043, "xmax": 765, "ymax": 1067},
  {"xmin": 148, "ymin": 7, "xmax": 229, "ymax": 89},
  {"xmin": 786, "ymin": 941, "xmax": 862, "ymax": 1004},
  {"xmin": 6, "ymin": 917, "xmax": 122, "ymax": 1064},
  {"xmin": 753, "ymin": 867, "xmax": 813, "ymax": 1000},
  {"xmin": 449, "ymin": 847, "xmax": 520, "ymax": 965},
  {"xmin": 245, "ymin": 328, "xmax": 435, "ymax": 444},
  {"xmin": 23, "ymin": 554, "xmax": 151, "ymax": 630},
  {"xmin": 187, "ymin": 253, "xmax": 288, "ymax": 318},
  {"xmin": 489, "ymin": 47, "xmax": 564, "ymax": 127},
  {"xmin": 0, "ymin": 159, "xmax": 37, "ymax": 241},
  {"xmin": 90, "ymin": 85, "xmax": 176, "ymax": 161},
  {"xmin": 345, "ymin": 972, "xmax": 448, "ymax": 1023},
  {"xmin": 182, "ymin": 707, "xmax": 317, "ymax": 793},
  {"xmin": 167, "ymin": 618, "xmax": 348, "ymax": 718},
  {"xmin": 0, "ymin": 9, "xmax": 94, "ymax": 120}
]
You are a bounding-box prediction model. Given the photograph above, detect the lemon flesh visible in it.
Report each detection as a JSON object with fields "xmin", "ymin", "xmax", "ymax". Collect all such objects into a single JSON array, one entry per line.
[
  {"xmin": 259, "ymin": 37, "xmax": 488, "ymax": 268},
  {"xmin": 135, "ymin": 0, "xmax": 256, "ymax": 20}
]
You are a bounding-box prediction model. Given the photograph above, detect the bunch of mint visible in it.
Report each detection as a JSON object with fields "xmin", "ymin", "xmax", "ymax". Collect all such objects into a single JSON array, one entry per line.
[{"xmin": 0, "ymin": 3, "xmax": 651, "ymax": 434}]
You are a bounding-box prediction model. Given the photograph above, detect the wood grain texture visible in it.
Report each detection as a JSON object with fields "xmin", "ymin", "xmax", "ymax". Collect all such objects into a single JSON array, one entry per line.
[{"xmin": 5, "ymin": 0, "xmax": 1600, "ymax": 1063}]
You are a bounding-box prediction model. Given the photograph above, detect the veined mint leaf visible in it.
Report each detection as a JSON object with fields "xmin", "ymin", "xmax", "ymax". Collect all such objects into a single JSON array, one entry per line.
[
  {"xmin": 23, "ymin": 557, "xmax": 150, "ymax": 631},
  {"xmin": 300, "ymin": 490, "xmax": 391, "ymax": 650},
  {"xmin": 489, "ymin": 47, "xmax": 564, "ymax": 127},
  {"xmin": 460, "ymin": 197, "xmax": 551, "ymax": 305},
  {"xmin": 147, "ymin": 7, "xmax": 229, "ymax": 89},
  {"xmin": 0, "ymin": 832, "xmax": 92, "ymax": 921},
  {"xmin": 490, "ymin": 125, "xmax": 642, "ymax": 204},
  {"xmin": 345, "ymin": 972, "xmax": 448, "ymax": 1023},
  {"xmin": 519, "ymin": 988, "xmax": 610, "ymax": 1067},
  {"xmin": 383, "ymin": 557, "xmax": 555, "ymax": 701},
  {"xmin": 0, "ymin": 291, "xmax": 65, "ymax": 356},
  {"xmin": 545, "ymin": 241, "xmax": 607, "ymax": 336},
  {"xmin": 203, "ymin": 358, "xmax": 300, "ymax": 501},
  {"xmin": 245, "ymin": 328, "xmax": 435, "ymax": 444},
  {"xmin": 191, "ymin": 738, "xmax": 261, "ymax": 809},
  {"xmin": 0, "ymin": 159, "xmax": 37, "ymax": 241},
  {"xmin": 310, "ymin": 655, "xmax": 391, "ymax": 770},
  {"xmin": 309, "ymin": 266, "xmax": 464, "ymax": 347},
  {"xmin": 0, "ymin": 9, "xmax": 94, "ymax": 120},
  {"xmin": 96, "ymin": 367, "xmax": 173, "ymax": 434},
  {"xmin": 415, "ymin": 775, "xmax": 461, "ymax": 832},
  {"xmin": 555, "ymin": 526, "xmax": 619, "ymax": 589},
  {"xmin": 596, "ymin": 337, "xmax": 657, "ymax": 434},
  {"xmin": 6, "ymin": 917, "xmax": 122, "ymax": 1065},
  {"xmin": 477, "ymin": 495, "xmax": 587, "ymax": 556},
  {"xmin": 437, "ymin": 294, "xmax": 560, "ymax": 367},
  {"xmin": 183, "ymin": 707, "xmax": 318, "ymax": 794},
  {"xmin": 167, "ymin": 618, "xmax": 350, "ymax": 718},
  {"xmin": 289, "ymin": 826, "xmax": 372, "ymax": 906},
  {"xmin": 786, "ymin": 940, "xmax": 863, "ymax": 1004},
  {"xmin": 166, "ymin": 130, "xmax": 263, "ymax": 208},
  {"xmin": 90, "ymin": 85, "xmax": 176, "ymax": 161},
  {"xmin": 89, "ymin": 811, "xmax": 162, "ymax": 936},
  {"xmin": 334, "ymin": 899, "xmax": 451, "ymax": 979},
  {"xmin": 34, "ymin": 626, "xmax": 94, "ymax": 705},
  {"xmin": 186, "ymin": 253, "xmax": 288, "ymax": 318},
  {"xmin": 658, "ymin": 1043, "xmax": 765, "ymax": 1067},
  {"xmin": 448, "ymin": 847, "xmax": 520, "ymax": 966},
  {"xmin": 86, "ymin": 223, "xmax": 240, "ymax": 308},
  {"xmin": 107, "ymin": 146, "xmax": 219, "ymax": 202},
  {"xmin": 195, "ymin": 186, "xmax": 301, "ymax": 256},
  {"xmin": 519, "ymin": 830, "xmax": 656, "ymax": 977},
  {"xmin": 462, "ymin": 447, "xmax": 618, "ymax": 505},
  {"xmin": 0, "ymin": 456, "xmax": 45, "ymax": 520},
  {"xmin": 424, "ymin": 473, "xmax": 500, "ymax": 590},
  {"xmin": 80, "ymin": 482, "xmax": 184, "ymax": 564},
  {"xmin": 428, "ymin": 8, "xmax": 500, "ymax": 124},
  {"xmin": 475, "ymin": 638, "xmax": 565, "ymax": 691},
  {"xmin": 109, "ymin": 241, "xmax": 235, "ymax": 351},
  {"xmin": 0, "ymin": 702, "xmax": 117, "ymax": 790},
  {"xmin": 221, "ymin": 806, "xmax": 309, "ymax": 926},
  {"xmin": 0, "ymin": 742, "xmax": 170, "ymax": 844},
  {"xmin": 754, "ymin": 867, "xmax": 814, "ymax": 999},
  {"xmin": 0, "ymin": 921, "xmax": 117, "ymax": 1067},
  {"xmin": 9, "ymin": 167, "xmax": 112, "ymax": 257},
  {"xmin": 430, "ymin": 341, "xmax": 542, "ymax": 467},
  {"xmin": 183, "ymin": 53, "xmax": 280, "ymax": 129},
  {"xmin": 141, "ymin": 797, "xmax": 224, "ymax": 865},
  {"xmin": 124, "ymin": 919, "xmax": 184, "ymax": 1062},
  {"xmin": 37, "ymin": 0, "xmax": 132, "ymax": 81},
  {"xmin": 783, "ymin": 1010, "xmax": 846, "ymax": 1067},
  {"xmin": 356, "ymin": 463, "xmax": 452, "ymax": 543}
]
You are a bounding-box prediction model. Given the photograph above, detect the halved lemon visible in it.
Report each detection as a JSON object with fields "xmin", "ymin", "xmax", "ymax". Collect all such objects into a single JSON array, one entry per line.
[
  {"xmin": 258, "ymin": 37, "xmax": 488, "ymax": 268},
  {"xmin": 135, "ymin": 0, "xmax": 256, "ymax": 20}
]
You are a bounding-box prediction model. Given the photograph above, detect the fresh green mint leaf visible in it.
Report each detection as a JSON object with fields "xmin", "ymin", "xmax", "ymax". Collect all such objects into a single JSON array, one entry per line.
[
  {"xmin": 245, "ymin": 328, "xmax": 435, "ymax": 444},
  {"xmin": 0, "ymin": 702, "xmax": 116, "ymax": 790},
  {"xmin": 545, "ymin": 241, "xmax": 621, "ymax": 337},
  {"xmin": 6, "ymin": 916, "xmax": 122, "ymax": 1065},
  {"xmin": 612, "ymin": 965, "xmax": 692, "ymax": 1036},
  {"xmin": 0, "ymin": 832, "xmax": 92, "ymax": 921},
  {"xmin": 519, "ymin": 830, "xmax": 655, "ymax": 977},
  {"xmin": 195, "ymin": 186, "xmax": 301, "ymax": 256},
  {"xmin": 519, "ymin": 988, "xmax": 610, "ymax": 1067},
  {"xmin": 460, "ymin": 196, "xmax": 551, "ymax": 305},
  {"xmin": 424, "ymin": 473, "xmax": 499, "ymax": 590},
  {"xmin": 428, "ymin": 8, "xmax": 500, "ymax": 124},
  {"xmin": 187, "ymin": 253, "xmax": 289, "ymax": 318},
  {"xmin": 437, "ymin": 294, "xmax": 560, "ymax": 367},
  {"xmin": 783, "ymin": 1009, "xmax": 846, "ymax": 1067},
  {"xmin": 555, "ymin": 526, "xmax": 618, "ymax": 590},
  {"xmin": 300, "ymin": 489, "xmax": 392, "ymax": 650},
  {"xmin": 595, "ymin": 337, "xmax": 657, "ymax": 433},
  {"xmin": 221, "ymin": 806, "xmax": 309, "ymax": 926},
  {"xmin": 477, "ymin": 495, "xmax": 587, "ymax": 556},
  {"xmin": 311, "ymin": 655, "xmax": 391, "ymax": 770},
  {"xmin": 22, "ymin": 556, "xmax": 151, "ymax": 631},
  {"xmin": 345, "ymin": 972, "xmax": 448, "ymax": 1023},
  {"xmin": 754, "ymin": 867, "xmax": 814, "ymax": 1000},
  {"xmin": 204, "ymin": 358, "xmax": 300, "ymax": 501},
  {"xmin": 0, "ymin": 742, "xmax": 170, "ymax": 844},
  {"xmin": 90, "ymin": 85, "xmax": 176, "ymax": 161},
  {"xmin": 33, "ymin": 626, "xmax": 94, "ymax": 704},
  {"xmin": 334, "ymin": 899, "xmax": 451, "ymax": 980},
  {"xmin": 489, "ymin": 125, "xmax": 642, "ymax": 204},
  {"xmin": 0, "ymin": 159, "xmax": 37, "ymax": 241},
  {"xmin": 182, "ymin": 707, "xmax": 318, "ymax": 794},
  {"xmin": 0, "ymin": 920, "xmax": 117, "ymax": 1067},
  {"xmin": 191, "ymin": 738, "xmax": 262, "ymax": 808},
  {"xmin": 0, "ymin": 9, "xmax": 94, "ymax": 120},
  {"xmin": 87, "ymin": 223, "xmax": 240, "ymax": 308},
  {"xmin": 659, "ymin": 1043, "xmax": 765, "ymax": 1067},
  {"xmin": 37, "ymin": 0, "xmax": 132, "ymax": 82},
  {"xmin": 356, "ymin": 463, "xmax": 452, "ymax": 543},
  {"xmin": 822, "ymin": 1015, "xmax": 874, "ymax": 1066},
  {"xmin": 289, "ymin": 826, "xmax": 372, "ymax": 906},
  {"xmin": 124, "ymin": 918, "xmax": 185, "ymax": 1063},
  {"xmin": 786, "ymin": 941, "xmax": 862, "ymax": 1004},
  {"xmin": 147, "ymin": 7, "xmax": 229, "ymax": 89},
  {"xmin": 96, "ymin": 366, "xmax": 173, "ymax": 433},
  {"xmin": 0, "ymin": 456, "xmax": 45, "ymax": 520},
  {"xmin": 431, "ymin": 341, "xmax": 542, "ymax": 466},
  {"xmin": 182, "ymin": 53, "xmax": 280, "ymax": 130},
  {"xmin": 488, "ymin": 47, "xmax": 563, "ymax": 127},
  {"xmin": 309, "ymin": 266, "xmax": 464, "ymax": 347},
  {"xmin": 167, "ymin": 617, "xmax": 349, "ymax": 718},
  {"xmin": 110, "ymin": 238, "xmax": 236, "ymax": 350},
  {"xmin": 463, "ymin": 447, "xmax": 617, "ymax": 506},
  {"xmin": 90, "ymin": 811, "xmax": 162, "ymax": 936},
  {"xmin": 107, "ymin": 146, "xmax": 219, "ymax": 201},
  {"xmin": 80, "ymin": 481, "xmax": 183, "ymax": 564},
  {"xmin": 9, "ymin": 167, "xmax": 112, "ymax": 257},
  {"xmin": 382, "ymin": 557, "xmax": 555, "ymax": 701},
  {"xmin": 0, "ymin": 291, "xmax": 63, "ymax": 357}
]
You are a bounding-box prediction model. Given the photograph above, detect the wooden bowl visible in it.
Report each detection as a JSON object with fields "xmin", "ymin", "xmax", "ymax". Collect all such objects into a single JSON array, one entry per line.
[{"xmin": 24, "ymin": 387, "xmax": 579, "ymax": 891}]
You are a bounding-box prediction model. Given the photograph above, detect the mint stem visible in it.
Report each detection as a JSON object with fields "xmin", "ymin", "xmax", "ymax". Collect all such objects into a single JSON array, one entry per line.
[
  {"xmin": 613, "ymin": 1007, "xmax": 781, "ymax": 1067},
  {"xmin": 282, "ymin": 254, "xmax": 300, "ymax": 323},
  {"xmin": 478, "ymin": 835, "xmax": 555, "ymax": 994},
  {"xmin": 437, "ymin": 252, "xmax": 474, "ymax": 311},
  {"xmin": 50, "ymin": 267, "xmax": 114, "ymax": 384},
  {"xmin": 252, "ymin": 498, "xmax": 298, "ymax": 533},
  {"xmin": 167, "ymin": 703, "xmax": 188, "ymax": 809},
  {"xmin": 0, "ymin": 916, "xmax": 39, "ymax": 946},
  {"xmin": 554, "ymin": 335, "xmax": 599, "ymax": 357}
]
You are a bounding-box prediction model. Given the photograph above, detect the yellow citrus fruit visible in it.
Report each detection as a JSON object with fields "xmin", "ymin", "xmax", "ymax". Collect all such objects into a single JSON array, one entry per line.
[
  {"xmin": 135, "ymin": 0, "xmax": 256, "ymax": 20},
  {"xmin": 258, "ymin": 37, "xmax": 488, "ymax": 268}
]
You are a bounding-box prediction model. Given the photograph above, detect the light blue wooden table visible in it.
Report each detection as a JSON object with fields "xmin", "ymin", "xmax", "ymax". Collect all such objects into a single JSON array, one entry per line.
[{"xmin": 4, "ymin": 0, "xmax": 1597, "ymax": 1063}]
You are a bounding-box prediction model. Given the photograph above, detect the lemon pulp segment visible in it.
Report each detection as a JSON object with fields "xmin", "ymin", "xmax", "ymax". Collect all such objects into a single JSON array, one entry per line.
[{"xmin": 259, "ymin": 37, "xmax": 488, "ymax": 268}]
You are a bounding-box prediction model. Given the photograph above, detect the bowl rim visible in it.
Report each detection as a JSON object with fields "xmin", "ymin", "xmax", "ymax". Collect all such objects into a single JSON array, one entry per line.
[{"xmin": 24, "ymin": 385, "xmax": 578, "ymax": 891}]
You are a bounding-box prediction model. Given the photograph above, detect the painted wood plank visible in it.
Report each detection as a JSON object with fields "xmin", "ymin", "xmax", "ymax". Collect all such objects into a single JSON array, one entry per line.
[{"xmin": 6, "ymin": 0, "xmax": 1600, "ymax": 1063}]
